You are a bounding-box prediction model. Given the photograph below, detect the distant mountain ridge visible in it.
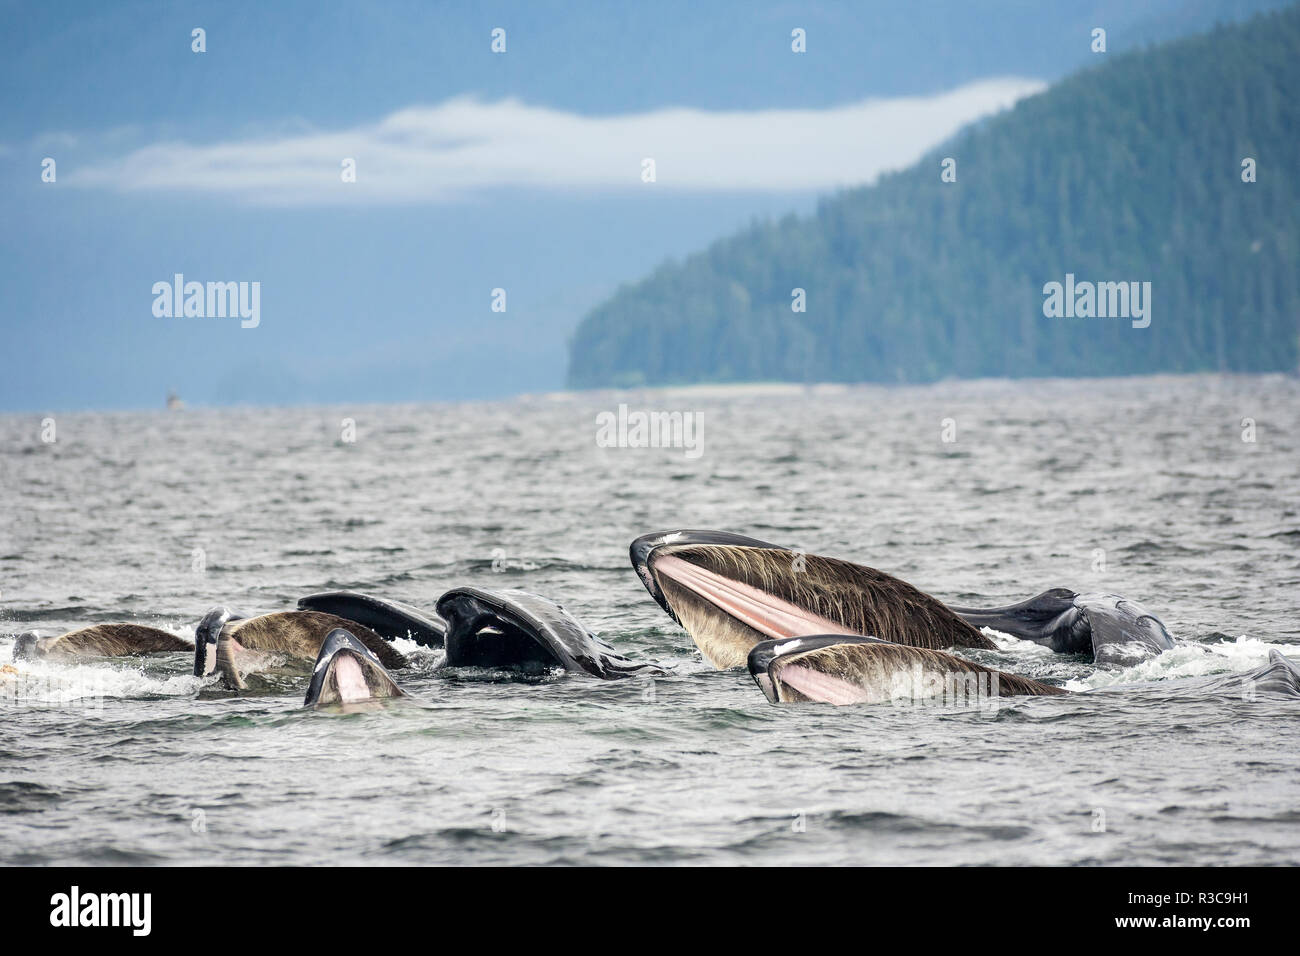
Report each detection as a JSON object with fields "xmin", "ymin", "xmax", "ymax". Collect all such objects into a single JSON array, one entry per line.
[{"xmin": 566, "ymin": 6, "xmax": 1300, "ymax": 388}]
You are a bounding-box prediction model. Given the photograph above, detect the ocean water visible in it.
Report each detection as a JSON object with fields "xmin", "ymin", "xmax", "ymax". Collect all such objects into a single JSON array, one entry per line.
[{"xmin": 1, "ymin": 373, "xmax": 1298, "ymax": 866}]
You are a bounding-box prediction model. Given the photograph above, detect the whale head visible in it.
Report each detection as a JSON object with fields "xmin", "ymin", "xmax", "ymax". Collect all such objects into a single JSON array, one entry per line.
[
  {"xmin": 630, "ymin": 530, "xmax": 990, "ymax": 669},
  {"xmin": 747, "ymin": 633, "xmax": 1067, "ymax": 706},
  {"xmin": 747, "ymin": 635, "xmax": 889, "ymax": 704},
  {"xmin": 434, "ymin": 587, "xmax": 656, "ymax": 679},
  {"xmin": 12, "ymin": 631, "xmax": 46, "ymax": 661},
  {"xmin": 1075, "ymin": 593, "xmax": 1176, "ymax": 664},
  {"xmin": 194, "ymin": 606, "xmax": 247, "ymax": 677},
  {"xmin": 304, "ymin": 628, "xmax": 405, "ymax": 709}
]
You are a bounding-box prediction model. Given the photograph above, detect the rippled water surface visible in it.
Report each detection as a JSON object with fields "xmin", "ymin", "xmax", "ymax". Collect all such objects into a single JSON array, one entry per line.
[{"xmin": 2, "ymin": 374, "xmax": 1298, "ymax": 865}]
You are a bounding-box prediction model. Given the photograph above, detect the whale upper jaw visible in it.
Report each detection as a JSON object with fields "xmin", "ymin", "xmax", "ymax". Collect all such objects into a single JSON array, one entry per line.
[
  {"xmin": 296, "ymin": 591, "xmax": 446, "ymax": 648},
  {"xmin": 629, "ymin": 529, "xmax": 788, "ymax": 626}
]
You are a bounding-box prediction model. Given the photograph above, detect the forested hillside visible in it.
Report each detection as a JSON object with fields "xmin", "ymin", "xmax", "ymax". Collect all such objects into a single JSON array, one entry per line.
[{"xmin": 567, "ymin": 6, "xmax": 1300, "ymax": 388}]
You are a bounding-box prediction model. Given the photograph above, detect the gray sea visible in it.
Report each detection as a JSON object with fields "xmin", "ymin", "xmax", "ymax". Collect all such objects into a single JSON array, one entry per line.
[{"xmin": 2, "ymin": 373, "xmax": 1298, "ymax": 866}]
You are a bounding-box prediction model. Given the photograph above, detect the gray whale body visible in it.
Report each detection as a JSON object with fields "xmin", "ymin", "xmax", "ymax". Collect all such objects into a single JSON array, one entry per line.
[
  {"xmin": 435, "ymin": 586, "xmax": 662, "ymax": 679},
  {"xmin": 948, "ymin": 589, "xmax": 1176, "ymax": 663}
]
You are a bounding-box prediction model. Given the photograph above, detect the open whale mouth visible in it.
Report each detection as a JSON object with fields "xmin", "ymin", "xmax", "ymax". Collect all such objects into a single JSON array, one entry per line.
[
  {"xmin": 630, "ymin": 530, "xmax": 787, "ymax": 624},
  {"xmin": 630, "ymin": 530, "xmax": 864, "ymax": 669},
  {"xmin": 436, "ymin": 588, "xmax": 569, "ymax": 675},
  {"xmin": 435, "ymin": 587, "xmax": 654, "ymax": 680},
  {"xmin": 304, "ymin": 629, "xmax": 405, "ymax": 709},
  {"xmin": 655, "ymin": 553, "xmax": 852, "ymax": 641},
  {"xmin": 194, "ymin": 606, "xmax": 245, "ymax": 677},
  {"xmin": 747, "ymin": 635, "xmax": 889, "ymax": 704},
  {"xmin": 630, "ymin": 529, "xmax": 993, "ymax": 669}
]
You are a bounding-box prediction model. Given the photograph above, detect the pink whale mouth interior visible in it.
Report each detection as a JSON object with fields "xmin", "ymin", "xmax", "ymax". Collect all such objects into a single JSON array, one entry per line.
[
  {"xmin": 332, "ymin": 653, "xmax": 374, "ymax": 703},
  {"xmin": 772, "ymin": 662, "xmax": 871, "ymax": 706},
  {"xmin": 652, "ymin": 553, "xmax": 857, "ymax": 642}
]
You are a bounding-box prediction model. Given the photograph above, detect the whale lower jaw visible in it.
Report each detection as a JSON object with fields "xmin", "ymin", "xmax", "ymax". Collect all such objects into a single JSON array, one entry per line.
[
  {"xmin": 749, "ymin": 636, "xmax": 1069, "ymax": 706},
  {"xmin": 771, "ymin": 658, "xmax": 1004, "ymax": 706},
  {"xmin": 215, "ymin": 635, "xmax": 282, "ymax": 691}
]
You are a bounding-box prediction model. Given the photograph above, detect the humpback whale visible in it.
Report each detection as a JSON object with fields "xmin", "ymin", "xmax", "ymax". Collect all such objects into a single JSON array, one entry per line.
[
  {"xmin": 747, "ymin": 637, "xmax": 1300, "ymax": 707},
  {"xmin": 200, "ymin": 610, "xmax": 406, "ymax": 689},
  {"xmin": 13, "ymin": 624, "xmax": 193, "ymax": 661},
  {"xmin": 748, "ymin": 635, "xmax": 1066, "ymax": 705},
  {"xmin": 631, "ymin": 530, "xmax": 992, "ymax": 669},
  {"xmin": 303, "ymin": 629, "xmax": 405, "ymax": 708},
  {"xmin": 948, "ymin": 589, "xmax": 1175, "ymax": 663},
  {"xmin": 7, "ymin": 585, "xmax": 656, "ymax": 691},
  {"xmin": 1228, "ymin": 649, "xmax": 1300, "ymax": 698},
  {"xmin": 297, "ymin": 587, "xmax": 660, "ymax": 679},
  {"xmin": 435, "ymin": 587, "xmax": 662, "ymax": 678},
  {"xmin": 631, "ymin": 530, "xmax": 1173, "ymax": 666}
]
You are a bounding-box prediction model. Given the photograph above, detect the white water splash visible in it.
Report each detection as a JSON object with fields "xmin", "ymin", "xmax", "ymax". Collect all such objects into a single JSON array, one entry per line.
[
  {"xmin": 981, "ymin": 626, "xmax": 1059, "ymax": 658},
  {"xmin": 1, "ymin": 638, "xmax": 208, "ymax": 705},
  {"xmin": 979, "ymin": 627, "xmax": 1300, "ymax": 692},
  {"xmin": 1065, "ymin": 636, "xmax": 1300, "ymax": 691}
]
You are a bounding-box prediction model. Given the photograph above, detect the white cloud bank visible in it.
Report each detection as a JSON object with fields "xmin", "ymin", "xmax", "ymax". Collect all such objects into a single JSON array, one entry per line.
[{"xmin": 70, "ymin": 78, "xmax": 1045, "ymax": 204}]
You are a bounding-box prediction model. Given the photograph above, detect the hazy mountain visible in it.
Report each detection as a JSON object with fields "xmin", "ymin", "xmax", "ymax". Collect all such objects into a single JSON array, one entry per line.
[
  {"xmin": 567, "ymin": 6, "xmax": 1300, "ymax": 387},
  {"xmin": 2, "ymin": 0, "xmax": 1291, "ymax": 410}
]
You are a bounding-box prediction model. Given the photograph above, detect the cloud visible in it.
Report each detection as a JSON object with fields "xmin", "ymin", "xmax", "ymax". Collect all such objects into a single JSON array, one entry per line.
[{"xmin": 69, "ymin": 78, "xmax": 1045, "ymax": 204}]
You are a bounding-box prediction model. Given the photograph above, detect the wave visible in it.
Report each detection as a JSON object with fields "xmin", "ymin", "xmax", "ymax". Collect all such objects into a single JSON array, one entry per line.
[
  {"xmin": 0, "ymin": 656, "xmax": 207, "ymax": 704},
  {"xmin": 1067, "ymin": 636, "xmax": 1300, "ymax": 691},
  {"xmin": 981, "ymin": 627, "xmax": 1300, "ymax": 691}
]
